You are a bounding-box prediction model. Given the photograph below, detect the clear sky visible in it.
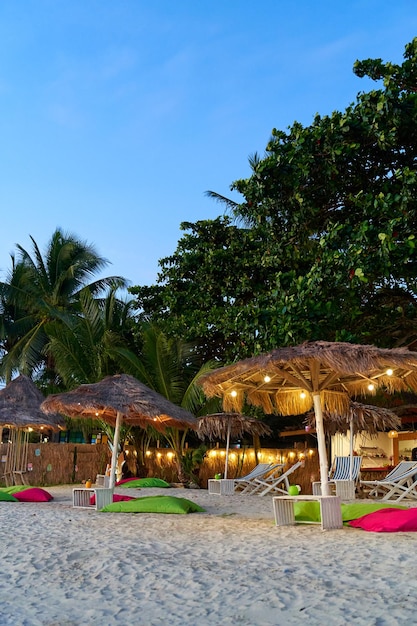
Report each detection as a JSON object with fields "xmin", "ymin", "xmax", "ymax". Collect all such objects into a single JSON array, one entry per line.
[{"xmin": 1, "ymin": 1, "xmax": 417, "ymax": 289}]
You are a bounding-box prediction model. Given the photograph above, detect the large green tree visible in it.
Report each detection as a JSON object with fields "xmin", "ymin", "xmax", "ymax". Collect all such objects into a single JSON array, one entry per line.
[
  {"xmin": 131, "ymin": 39, "xmax": 417, "ymax": 360},
  {"xmin": 0, "ymin": 229, "xmax": 127, "ymax": 383}
]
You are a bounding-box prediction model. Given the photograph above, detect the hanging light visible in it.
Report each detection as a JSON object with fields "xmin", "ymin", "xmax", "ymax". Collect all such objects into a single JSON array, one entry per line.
[
  {"xmin": 300, "ymin": 391, "xmax": 306, "ymax": 399},
  {"xmin": 264, "ymin": 375, "xmax": 271, "ymax": 383},
  {"xmin": 231, "ymin": 390, "xmax": 237, "ymax": 397},
  {"xmin": 388, "ymin": 430, "xmax": 398, "ymax": 439},
  {"xmin": 386, "ymin": 368, "xmax": 393, "ymax": 376},
  {"xmin": 368, "ymin": 383, "xmax": 375, "ymax": 391}
]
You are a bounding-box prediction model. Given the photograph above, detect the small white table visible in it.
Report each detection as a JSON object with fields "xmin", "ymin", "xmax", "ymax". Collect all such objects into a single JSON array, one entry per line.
[
  {"xmin": 208, "ymin": 479, "xmax": 235, "ymax": 495},
  {"xmin": 273, "ymin": 495, "xmax": 343, "ymax": 531},
  {"xmin": 73, "ymin": 487, "xmax": 114, "ymax": 510}
]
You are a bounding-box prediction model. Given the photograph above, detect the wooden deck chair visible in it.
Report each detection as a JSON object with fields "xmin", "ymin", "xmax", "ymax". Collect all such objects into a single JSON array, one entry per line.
[
  {"xmin": 313, "ymin": 456, "xmax": 362, "ymax": 498},
  {"xmin": 234, "ymin": 463, "xmax": 283, "ymax": 494},
  {"xmin": 360, "ymin": 461, "xmax": 417, "ymax": 498},
  {"xmin": 361, "ymin": 461, "xmax": 417, "ymax": 502},
  {"xmin": 249, "ymin": 461, "xmax": 303, "ymax": 497}
]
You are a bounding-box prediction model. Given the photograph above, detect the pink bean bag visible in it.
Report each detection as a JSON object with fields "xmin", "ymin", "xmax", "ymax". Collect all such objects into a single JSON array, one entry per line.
[
  {"xmin": 349, "ymin": 507, "xmax": 417, "ymax": 532},
  {"xmin": 14, "ymin": 488, "xmax": 53, "ymax": 502}
]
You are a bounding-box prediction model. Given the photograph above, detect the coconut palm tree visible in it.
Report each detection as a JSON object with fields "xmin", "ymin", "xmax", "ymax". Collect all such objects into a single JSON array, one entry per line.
[
  {"xmin": 0, "ymin": 228, "xmax": 127, "ymax": 383},
  {"xmin": 45, "ymin": 286, "xmax": 137, "ymax": 389},
  {"xmin": 118, "ymin": 323, "xmax": 220, "ymax": 482}
]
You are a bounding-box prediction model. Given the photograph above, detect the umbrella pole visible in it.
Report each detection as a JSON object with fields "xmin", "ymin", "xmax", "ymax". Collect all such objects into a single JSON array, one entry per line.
[
  {"xmin": 224, "ymin": 420, "xmax": 231, "ymax": 479},
  {"xmin": 313, "ymin": 393, "xmax": 330, "ymax": 497},
  {"xmin": 349, "ymin": 415, "xmax": 354, "ymax": 480},
  {"xmin": 109, "ymin": 411, "xmax": 122, "ymax": 489}
]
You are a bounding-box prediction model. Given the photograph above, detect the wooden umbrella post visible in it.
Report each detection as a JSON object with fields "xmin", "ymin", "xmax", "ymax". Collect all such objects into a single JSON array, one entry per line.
[
  {"xmin": 313, "ymin": 393, "xmax": 330, "ymax": 497},
  {"xmin": 109, "ymin": 411, "xmax": 122, "ymax": 489},
  {"xmin": 224, "ymin": 419, "xmax": 232, "ymax": 479}
]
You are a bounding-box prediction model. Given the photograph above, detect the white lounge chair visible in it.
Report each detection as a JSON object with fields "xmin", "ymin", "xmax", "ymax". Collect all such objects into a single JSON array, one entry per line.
[
  {"xmin": 248, "ymin": 461, "xmax": 303, "ymax": 497},
  {"xmin": 360, "ymin": 461, "xmax": 417, "ymax": 502},
  {"xmin": 313, "ymin": 455, "xmax": 362, "ymax": 499},
  {"xmin": 360, "ymin": 461, "xmax": 417, "ymax": 497},
  {"xmin": 234, "ymin": 463, "xmax": 284, "ymax": 494}
]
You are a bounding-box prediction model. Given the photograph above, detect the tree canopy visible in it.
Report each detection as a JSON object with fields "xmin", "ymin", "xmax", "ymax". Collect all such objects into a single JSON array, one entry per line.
[
  {"xmin": 0, "ymin": 229, "xmax": 128, "ymax": 384},
  {"xmin": 130, "ymin": 39, "xmax": 417, "ymax": 362}
]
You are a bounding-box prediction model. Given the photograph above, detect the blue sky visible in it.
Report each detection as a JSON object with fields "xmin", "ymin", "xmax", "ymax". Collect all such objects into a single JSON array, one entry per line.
[{"xmin": 1, "ymin": 1, "xmax": 417, "ymax": 289}]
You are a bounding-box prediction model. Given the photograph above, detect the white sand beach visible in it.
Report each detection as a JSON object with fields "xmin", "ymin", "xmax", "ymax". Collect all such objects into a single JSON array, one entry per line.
[{"xmin": 0, "ymin": 485, "xmax": 416, "ymax": 626}]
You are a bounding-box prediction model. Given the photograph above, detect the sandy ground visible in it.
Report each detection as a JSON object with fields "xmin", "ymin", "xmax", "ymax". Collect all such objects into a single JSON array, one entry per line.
[{"xmin": 0, "ymin": 485, "xmax": 416, "ymax": 626}]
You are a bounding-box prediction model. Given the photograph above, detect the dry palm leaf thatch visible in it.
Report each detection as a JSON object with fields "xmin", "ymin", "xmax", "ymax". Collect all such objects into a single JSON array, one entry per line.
[
  {"xmin": 199, "ymin": 341, "xmax": 417, "ymax": 415},
  {"xmin": 197, "ymin": 413, "xmax": 272, "ymax": 441},
  {"xmin": 0, "ymin": 375, "xmax": 65, "ymax": 430},
  {"xmin": 198, "ymin": 341, "xmax": 417, "ymax": 496},
  {"xmin": 305, "ymin": 401, "xmax": 401, "ymax": 437},
  {"xmin": 41, "ymin": 374, "xmax": 197, "ymax": 432}
]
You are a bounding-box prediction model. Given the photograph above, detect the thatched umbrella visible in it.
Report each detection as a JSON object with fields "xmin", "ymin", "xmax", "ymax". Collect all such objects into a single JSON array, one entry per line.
[
  {"xmin": 197, "ymin": 413, "xmax": 272, "ymax": 478},
  {"xmin": 198, "ymin": 341, "xmax": 417, "ymax": 495},
  {"xmin": 0, "ymin": 375, "xmax": 65, "ymax": 431},
  {"xmin": 305, "ymin": 401, "xmax": 401, "ymax": 479},
  {"xmin": 306, "ymin": 401, "xmax": 401, "ymax": 437},
  {"xmin": 41, "ymin": 374, "xmax": 197, "ymax": 488}
]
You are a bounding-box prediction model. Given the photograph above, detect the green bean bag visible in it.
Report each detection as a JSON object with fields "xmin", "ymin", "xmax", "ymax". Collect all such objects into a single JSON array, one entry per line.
[
  {"xmin": 0, "ymin": 486, "xmax": 31, "ymax": 494},
  {"xmin": 118, "ymin": 477, "xmax": 171, "ymax": 489},
  {"xmin": 0, "ymin": 490, "xmax": 18, "ymax": 502},
  {"xmin": 101, "ymin": 495, "xmax": 205, "ymax": 514},
  {"xmin": 293, "ymin": 500, "xmax": 407, "ymax": 524}
]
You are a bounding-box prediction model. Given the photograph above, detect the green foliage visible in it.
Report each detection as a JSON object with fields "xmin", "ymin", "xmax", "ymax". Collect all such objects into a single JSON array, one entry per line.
[
  {"xmin": 130, "ymin": 39, "xmax": 417, "ymax": 357},
  {"xmin": 46, "ymin": 287, "xmax": 137, "ymax": 387},
  {"xmin": 179, "ymin": 444, "xmax": 207, "ymax": 484},
  {"xmin": 0, "ymin": 229, "xmax": 128, "ymax": 384}
]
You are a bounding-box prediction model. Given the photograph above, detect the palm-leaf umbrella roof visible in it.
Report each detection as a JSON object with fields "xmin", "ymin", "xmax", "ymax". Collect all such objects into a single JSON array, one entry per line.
[
  {"xmin": 0, "ymin": 375, "xmax": 65, "ymax": 430},
  {"xmin": 199, "ymin": 341, "xmax": 417, "ymax": 415},
  {"xmin": 199, "ymin": 341, "xmax": 417, "ymax": 496},
  {"xmin": 41, "ymin": 374, "xmax": 197, "ymax": 432},
  {"xmin": 305, "ymin": 401, "xmax": 401, "ymax": 436},
  {"xmin": 197, "ymin": 413, "xmax": 272, "ymax": 440},
  {"xmin": 197, "ymin": 413, "xmax": 272, "ymax": 479}
]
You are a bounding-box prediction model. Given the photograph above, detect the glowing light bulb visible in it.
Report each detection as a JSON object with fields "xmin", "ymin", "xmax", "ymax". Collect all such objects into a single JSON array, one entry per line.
[
  {"xmin": 264, "ymin": 375, "xmax": 271, "ymax": 383},
  {"xmin": 300, "ymin": 391, "xmax": 306, "ymax": 399},
  {"xmin": 368, "ymin": 383, "xmax": 375, "ymax": 391},
  {"xmin": 386, "ymin": 368, "xmax": 393, "ymax": 376},
  {"xmin": 231, "ymin": 390, "xmax": 237, "ymax": 397}
]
